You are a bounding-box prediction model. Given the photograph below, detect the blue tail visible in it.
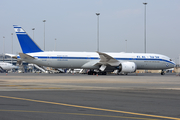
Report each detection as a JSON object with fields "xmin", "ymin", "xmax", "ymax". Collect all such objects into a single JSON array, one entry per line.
[{"xmin": 13, "ymin": 25, "xmax": 43, "ymax": 53}]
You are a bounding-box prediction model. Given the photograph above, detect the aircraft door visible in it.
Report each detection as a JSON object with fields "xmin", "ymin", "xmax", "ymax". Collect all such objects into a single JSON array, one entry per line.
[
  {"xmin": 87, "ymin": 55, "xmax": 91, "ymax": 61},
  {"xmin": 47, "ymin": 55, "xmax": 51, "ymax": 66}
]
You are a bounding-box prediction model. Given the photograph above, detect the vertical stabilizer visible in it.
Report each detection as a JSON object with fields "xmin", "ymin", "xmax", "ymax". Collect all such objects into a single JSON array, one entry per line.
[{"xmin": 13, "ymin": 25, "xmax": 43, "ymax": 53}]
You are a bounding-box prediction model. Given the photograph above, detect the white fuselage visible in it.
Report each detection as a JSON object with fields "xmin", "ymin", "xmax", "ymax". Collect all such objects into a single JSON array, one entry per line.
[{"xmin": 19, "ymin": 51, "xmax": 175, "ymax": 70}]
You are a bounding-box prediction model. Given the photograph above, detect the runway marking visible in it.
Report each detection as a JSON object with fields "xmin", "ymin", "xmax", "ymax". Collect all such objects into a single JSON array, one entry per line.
[
  {"xmin": 0, "ymin": 95, "xmax": 179, "ymax": 120},
  {"xmin": 0, "ymin": 109, "xmax": 159, "ymax": 120},
  {"xmin": 0, "ymin": 85, "xmax": 25, "ymax": 87},
  {"xmin": 0, "ymin": 85, "xmax": 62, "ymax": 90},
  {"xmin": 19, "ymin": 87, "xmax": 62, "ymax": 89}
]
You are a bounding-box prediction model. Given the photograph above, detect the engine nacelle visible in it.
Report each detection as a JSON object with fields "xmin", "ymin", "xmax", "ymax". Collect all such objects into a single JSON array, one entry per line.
[{"xmin": 118, "ymin": 62, "xmax": 137, "ymax": 73}]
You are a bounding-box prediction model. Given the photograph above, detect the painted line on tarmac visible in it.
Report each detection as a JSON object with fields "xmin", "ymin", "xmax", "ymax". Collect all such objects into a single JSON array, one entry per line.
[
  {"xmin": 0, "ymin": 85, "xmax": 62, "ymax": 90},
  {"xmin": 0, "ymin": 109, "xmax": 159, "ymax": 120},
  {"xmin": 0, "ymin": 85, "xmax": 25, "ymax": 87},
  {"xmin": 0, "ymin": 95, "xmax": 179, "ymax": 120},
  {"xmin": 19, "ymin": 87, "xmax": 62, "ymax": 89}
]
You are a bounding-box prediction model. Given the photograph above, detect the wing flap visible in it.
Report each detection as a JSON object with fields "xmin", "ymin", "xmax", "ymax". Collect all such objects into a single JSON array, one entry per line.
[
  {"xmin": 97, "ymin": 52, "xmax": 120, "ymax": 66},
  {"xmin": 81, "ymin": 60, "xmax": 99, "ymax": 69}
]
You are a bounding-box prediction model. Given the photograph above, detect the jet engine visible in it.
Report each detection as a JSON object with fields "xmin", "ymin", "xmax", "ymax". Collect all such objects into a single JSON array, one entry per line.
[{"xmin": 118, "ymin": 62, "xmax": 137, "ymax": 73}]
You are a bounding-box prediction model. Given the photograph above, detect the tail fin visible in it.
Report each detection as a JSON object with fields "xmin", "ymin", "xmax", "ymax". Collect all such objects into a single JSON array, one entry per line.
[{"xmin": 13, "ymin": 25, "xmax": 43, "ymax": 53}]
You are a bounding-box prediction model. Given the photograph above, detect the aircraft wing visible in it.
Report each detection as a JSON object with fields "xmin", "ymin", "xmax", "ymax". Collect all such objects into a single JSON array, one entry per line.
[{"xmin": 97, "ymin": 52, "xmax": 120, "ymax": 66}]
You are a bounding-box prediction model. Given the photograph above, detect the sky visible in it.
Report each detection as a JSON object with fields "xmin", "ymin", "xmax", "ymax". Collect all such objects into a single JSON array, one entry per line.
[{"xmin": 0, "ymin": 0, "xmax": 180, "ymax": 63}]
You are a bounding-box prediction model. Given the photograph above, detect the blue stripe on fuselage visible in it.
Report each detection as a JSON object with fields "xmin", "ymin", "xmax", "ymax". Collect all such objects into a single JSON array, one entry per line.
[{"xmin": 28, "ymin": 56, "xmax": 175, "ymax": 65}]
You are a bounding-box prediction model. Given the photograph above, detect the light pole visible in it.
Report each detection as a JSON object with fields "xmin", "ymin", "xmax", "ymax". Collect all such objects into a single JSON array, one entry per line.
[
  {"xmin": 43, "ymin": 20, "xmax": 46, "ymax": 51},
  {"xmin": 96, "ymin": 13, "xmax": 100, "ymax": 52},
  {"xmin": 11, "ymin": 33, "xmax": 13, "ymax": 64},
  {"xmin": 3, "ymin": 36, "xmax": 5, "ymax": 62},
  {"xmin": 125, "ymin": 40, "xmax": 127, "ymax": 52},
  {"xmin": 32, "ymin": 28, "xmax": 35, "ymax": 40},
  {"xmin": 143, "ymin": 2, "xmax": 147, "ymax": 53},
  {"xmin": 54, "ymin": 38, "xmax": 56, "ymax": 51}
]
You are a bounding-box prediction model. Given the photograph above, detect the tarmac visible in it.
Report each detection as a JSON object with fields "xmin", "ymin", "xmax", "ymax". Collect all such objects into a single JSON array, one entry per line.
[{"xmin": 0, "ymin": 73, "xmax": 180, "ymax": 120}]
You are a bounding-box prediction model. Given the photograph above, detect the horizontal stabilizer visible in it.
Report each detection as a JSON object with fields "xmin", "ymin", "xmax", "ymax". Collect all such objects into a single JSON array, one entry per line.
[{"xmin": 19, "ymin": 53, "xmax": 35, "ymax": 60}]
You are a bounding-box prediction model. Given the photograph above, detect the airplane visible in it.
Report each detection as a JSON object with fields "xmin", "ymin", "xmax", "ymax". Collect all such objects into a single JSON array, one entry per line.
[
  {"xmin": 0, "ymin": 62, "xmax": 18, "ymax": 72},
  {"xmin": 13, "ymin": 25, "xmax": 176, "ymax": 75}
]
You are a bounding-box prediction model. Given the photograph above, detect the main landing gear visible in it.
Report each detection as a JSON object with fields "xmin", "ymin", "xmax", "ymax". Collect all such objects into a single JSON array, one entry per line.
[
  {"xmin": 87, "ymin": 70, "xmax": 96, "ymax": 75},
  {"xmin": 87, "ymin": 70, "xmax": 107, "ymax": 75},
  {"xmin": 161, "ymin": 70, "xmax": 165, "ymax": 75}
]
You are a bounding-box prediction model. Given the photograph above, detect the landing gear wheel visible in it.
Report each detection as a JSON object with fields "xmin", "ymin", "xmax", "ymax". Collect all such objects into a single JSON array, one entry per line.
[
  {"xmin": 88, "ymin": 71, "xmax": 96, "ymax": 75},
  {"xmin": 161, "ymin": 71, "xmax": 165, "ymax": 75},
  {"xmin": 97, "ymin": 72, "xmax": 107, "ymax": 75}
]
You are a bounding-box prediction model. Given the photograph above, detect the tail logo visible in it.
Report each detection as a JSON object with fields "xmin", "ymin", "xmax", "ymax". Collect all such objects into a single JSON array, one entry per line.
[
  {"xmin": 14, "ymin": 26, "xmax": 26, "ymax": 34},
  {"xmin": 15, "ymin": 28, "xmax": 25, "ymax": 33}
]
